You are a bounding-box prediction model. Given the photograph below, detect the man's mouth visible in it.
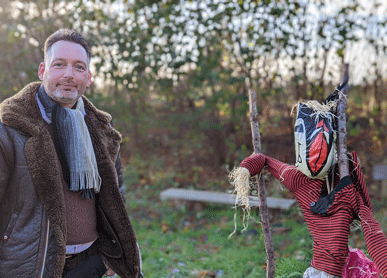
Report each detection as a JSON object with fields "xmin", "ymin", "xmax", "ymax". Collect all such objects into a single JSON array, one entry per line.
[{"xmin": 59, "ymin": 84, "xmax": 77, "ymax": 91}]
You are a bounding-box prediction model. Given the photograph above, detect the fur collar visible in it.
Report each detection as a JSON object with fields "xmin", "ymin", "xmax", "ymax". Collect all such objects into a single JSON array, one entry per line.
[
  {"xmin": 0, "ymin": 82, "xmax": 115, "ymax": 136},
  {"xmin": 0, "ymin": 82, "xmax": 125, "ymax": 277}
]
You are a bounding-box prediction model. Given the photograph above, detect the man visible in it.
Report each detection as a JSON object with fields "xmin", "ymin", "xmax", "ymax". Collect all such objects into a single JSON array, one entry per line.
[{"xmin": 0, "ymin": 29, "xmax": 142, "ymax": 277}]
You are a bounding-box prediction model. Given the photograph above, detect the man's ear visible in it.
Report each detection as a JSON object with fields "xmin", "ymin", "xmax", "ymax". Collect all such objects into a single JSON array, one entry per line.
[
  {"xmin": 87, "ymin": 70, "xmax": 92, "ymax": 87},
  {"xmin": 38, "ymin": 62, "xmax": 45, "ymax": 81}
]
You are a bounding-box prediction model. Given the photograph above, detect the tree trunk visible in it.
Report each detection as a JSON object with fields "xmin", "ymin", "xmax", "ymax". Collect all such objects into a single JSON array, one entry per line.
[{"xmin": 248, "ymin": 89, "xmax": 275, "ymax": 278}]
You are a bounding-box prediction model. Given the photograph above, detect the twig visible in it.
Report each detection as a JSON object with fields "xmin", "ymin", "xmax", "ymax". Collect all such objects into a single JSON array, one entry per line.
[
  {"xmin": 337, "ymin": 63, "xmax": 350, "ymax": 178},
  {"xmin": 248, "ymin": 89, "xmax": 275, "ymax": 278}
]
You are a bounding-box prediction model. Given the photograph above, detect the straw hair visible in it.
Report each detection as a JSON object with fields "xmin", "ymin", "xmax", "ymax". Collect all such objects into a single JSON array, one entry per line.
[
  {"xmin": 291, "ymin": 100, "xmax": 338, "ymax": 128},
  {"xmin": 291, "ymin": 99, "xmax": 338, "ymax": 114}
]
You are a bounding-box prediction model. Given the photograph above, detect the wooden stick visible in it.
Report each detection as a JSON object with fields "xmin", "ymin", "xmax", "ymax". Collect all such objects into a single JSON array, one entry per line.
[
  {"xmin": 336, "ymin": 63, "xmax": 350, "ymax": 178},
  {"xmin": 248, "ymin": 89, "xmax": 275, "ymax": 278}
]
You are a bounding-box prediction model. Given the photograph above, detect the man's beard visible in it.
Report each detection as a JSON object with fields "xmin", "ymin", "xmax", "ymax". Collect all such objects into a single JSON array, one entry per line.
[{"xmin": 52, "ymin": 88, "xmax": 81, "ymax": 104}]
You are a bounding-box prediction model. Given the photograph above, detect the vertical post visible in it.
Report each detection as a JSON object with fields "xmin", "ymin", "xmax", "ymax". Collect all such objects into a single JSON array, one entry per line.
[
  {"xmin": 248, "ymin": 89, "xmax": 275, "ymax": 278},
  {"xmin": 337, "ymin": 64, "xmax": 350, "ymax": 178}
]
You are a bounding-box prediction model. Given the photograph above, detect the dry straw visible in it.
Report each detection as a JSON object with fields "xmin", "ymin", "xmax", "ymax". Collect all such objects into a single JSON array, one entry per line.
[
  {"xmin": 228, "ymin": 167, "xmax": 255, "ymax": 238},
  {"xmin": 291, "ymin": 99, "xmax": 339, "ymax": 127}
]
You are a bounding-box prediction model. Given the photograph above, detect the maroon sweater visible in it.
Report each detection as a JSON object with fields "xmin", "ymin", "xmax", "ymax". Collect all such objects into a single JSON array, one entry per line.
[{"xmin": 239, "ymin": 152, "xmax": 387, "ymax": 277}]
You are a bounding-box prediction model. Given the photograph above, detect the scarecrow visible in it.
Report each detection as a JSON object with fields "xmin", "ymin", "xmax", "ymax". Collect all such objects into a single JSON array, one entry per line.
[{"xmin": 230, "ymin": 87, "xmax": 387, "ymax": 278}]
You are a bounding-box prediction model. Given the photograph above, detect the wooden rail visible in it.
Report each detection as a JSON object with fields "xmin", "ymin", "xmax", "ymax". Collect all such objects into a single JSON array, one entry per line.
[
  {"xmin": 160, "ymin": 188, "xmax": 296, "ymax": 210},
  {"xmin": 373, "ymin": 165, "xmax": 387, "ymax": 198}
]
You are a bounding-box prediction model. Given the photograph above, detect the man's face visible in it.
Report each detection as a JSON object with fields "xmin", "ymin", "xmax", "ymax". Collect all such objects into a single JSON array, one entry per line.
[{"xmin": 38, "ymin": 40, "xmax": 91, "ymax": 108}]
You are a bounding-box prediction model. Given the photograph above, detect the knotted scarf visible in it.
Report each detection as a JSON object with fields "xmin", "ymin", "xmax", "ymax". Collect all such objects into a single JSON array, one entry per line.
[{"xmin": 37, "ymin": 85, "xmax": 101, "ymax": 199}]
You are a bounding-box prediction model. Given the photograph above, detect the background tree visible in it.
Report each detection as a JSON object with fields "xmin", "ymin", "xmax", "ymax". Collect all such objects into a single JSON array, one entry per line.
[{"xmin": 1, "ymin": 0, "xmax": 387, "ymax": 186}]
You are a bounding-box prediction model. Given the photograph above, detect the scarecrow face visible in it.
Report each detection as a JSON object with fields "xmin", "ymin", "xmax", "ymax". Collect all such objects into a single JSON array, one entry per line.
[
  {"xmin": 308, "ymin": 120, "xmax": 331, "ymax": 174},
  {"xmin": 294, "ymin": 103, "xmax": 337, "ymax": 179},
  {"xmin": 294, "ymin": 118, "xmax": 306, "ymax": 166}
]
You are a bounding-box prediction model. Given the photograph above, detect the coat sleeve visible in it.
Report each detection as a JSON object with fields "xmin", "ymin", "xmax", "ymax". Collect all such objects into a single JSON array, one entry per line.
[
  {"xmin": 108, "ymin": 121, "xmax": 125, "ymax": 200},
  {"xmin": 115, "ymin": 152, "xmax": 125, "ymax": 200},
  {"xmin": 0, "ymin": 122, "xmax": 14, "ymax": 201},
  {"xmin": 239, "ymin": 153, "xmax": 308, "ymax": 192}
]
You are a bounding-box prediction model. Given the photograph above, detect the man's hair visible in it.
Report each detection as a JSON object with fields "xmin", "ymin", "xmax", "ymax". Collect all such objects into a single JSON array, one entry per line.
[{"xmin": 44, "ymin": 29, "xmax": 91, "ymax": 63}]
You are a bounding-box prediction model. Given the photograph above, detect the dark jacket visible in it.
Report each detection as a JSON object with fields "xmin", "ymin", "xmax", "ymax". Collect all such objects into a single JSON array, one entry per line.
[{"xmin": 0, "ymin": 82, "xmax": 141, "ymax": 277}]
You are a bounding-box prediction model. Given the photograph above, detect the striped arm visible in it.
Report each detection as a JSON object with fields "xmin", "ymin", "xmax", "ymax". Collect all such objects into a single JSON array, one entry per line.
[
  {"xmin": 350, "ymin": 152, "xmax": 372, "ymax": 209},
  {"xmin": 239, "ymin": 154, "xmax": 308, "ymax": 192},
  {"xmin": 239, "ymin": 153, "xmax": 266, "ymax": 177},
  {"xmin": 359, "ymin": 205, "xmax": 387, "ymax": 277}
]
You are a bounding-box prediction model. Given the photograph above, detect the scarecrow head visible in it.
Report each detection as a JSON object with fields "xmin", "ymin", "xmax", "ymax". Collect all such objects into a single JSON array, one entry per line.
[{"xmin": 294, "ymin": 101, "xmax": 337, "ymax": 179}]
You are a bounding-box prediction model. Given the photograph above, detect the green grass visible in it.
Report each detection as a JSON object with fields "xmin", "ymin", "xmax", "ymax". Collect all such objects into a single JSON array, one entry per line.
[{"xmin": 123, "ymin": 167, "xmax": 314, "ymax": 277}]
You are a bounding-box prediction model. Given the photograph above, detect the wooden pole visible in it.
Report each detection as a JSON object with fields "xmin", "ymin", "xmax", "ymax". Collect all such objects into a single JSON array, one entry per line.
[
  {"xmin": 248, "ymin": 89, "xmax": 275, "ymax": 278},
  {"xmin": 336, "ymin": 64, "xmax": 350, "ymax": 178}
]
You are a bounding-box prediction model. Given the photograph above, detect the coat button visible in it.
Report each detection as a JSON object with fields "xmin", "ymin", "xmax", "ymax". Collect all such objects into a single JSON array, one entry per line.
[
  {"xmin": 4, "ymin": 235, "xmax": 8, "ymax": 240},
  {"xmin": 311, "ymin": 202, "xmax": 316, "ymax": 207}
]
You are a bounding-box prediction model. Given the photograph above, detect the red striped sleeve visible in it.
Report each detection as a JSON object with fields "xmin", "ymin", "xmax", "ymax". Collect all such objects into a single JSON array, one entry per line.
[
  {"xmin": 239, "ymin": 153, "xmax": 266, "ymax": 177},
  {"xmin": 350, "ymin": 152, "xmax": 372, "ymax": 209},
  {"xmin": 359, "ymin": 205, "xmax": 387, "ymax": 277},
  {"xmin": 239, "ymin": 153, "xmax": 309, "ymax": 192}
]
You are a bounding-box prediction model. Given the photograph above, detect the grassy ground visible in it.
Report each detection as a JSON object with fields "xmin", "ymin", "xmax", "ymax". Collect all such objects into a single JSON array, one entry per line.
[
  {"xmin": 127, "ymin": 193, "xmax": 313, "ymax": 277},
  {"xmin": 119, "ymin": 158, "xmax": 385, "ymax": 278}
]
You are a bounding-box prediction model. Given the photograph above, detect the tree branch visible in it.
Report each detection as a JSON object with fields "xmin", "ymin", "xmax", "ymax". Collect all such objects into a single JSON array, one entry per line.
[
  {"xmin": 337, "ymin": 63, "xmax": 350, "ymax": 178},
  {"xmin": 248, "ymin": 89, "xmax": 275, "ymax": 278}
]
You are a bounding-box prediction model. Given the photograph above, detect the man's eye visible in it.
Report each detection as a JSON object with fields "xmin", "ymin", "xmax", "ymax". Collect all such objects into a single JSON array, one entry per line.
[
  {"xmin": 76, "ymin": 65, "xmax": 86, "ymax": 71},
  {"xmin": 54, "ymin": 63, "xmax": 63, "ymax": 67}
]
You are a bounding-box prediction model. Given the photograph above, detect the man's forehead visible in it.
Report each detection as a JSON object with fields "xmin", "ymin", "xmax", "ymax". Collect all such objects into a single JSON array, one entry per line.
[{"xmin": 46, "ymin": 40, "xmax": 88, "ymax": 63}]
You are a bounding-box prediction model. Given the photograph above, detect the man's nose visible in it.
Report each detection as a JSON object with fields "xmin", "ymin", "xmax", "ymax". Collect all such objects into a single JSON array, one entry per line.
[{"xmin": 63, "ymin": 65, "xmax": 74, "ymax": 78}]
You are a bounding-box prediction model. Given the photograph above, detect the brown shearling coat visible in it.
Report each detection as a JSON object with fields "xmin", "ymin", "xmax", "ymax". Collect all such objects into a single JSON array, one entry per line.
[{"xmin": 0, "ymin": 82, "xmax": 141, "ymax": 277}]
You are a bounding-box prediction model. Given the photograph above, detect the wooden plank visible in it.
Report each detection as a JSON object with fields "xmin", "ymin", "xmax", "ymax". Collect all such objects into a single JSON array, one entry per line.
[
  {"xmin": 373, "ymin": 165, "xmax": 387, "ymax": 198},
  {"xmin": 373, "ymin": 165, "xmax": 387, "ymax": 180},
  {"xmin": 160, "ymin": 188, "xmax": 296, "ymax": 210}
]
